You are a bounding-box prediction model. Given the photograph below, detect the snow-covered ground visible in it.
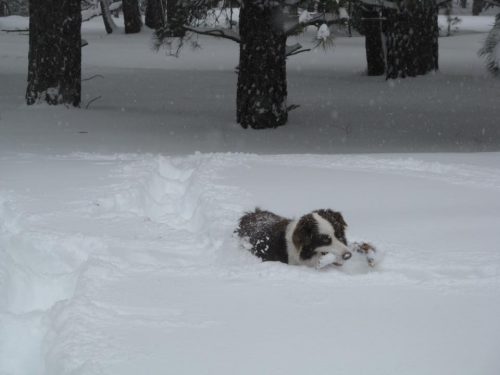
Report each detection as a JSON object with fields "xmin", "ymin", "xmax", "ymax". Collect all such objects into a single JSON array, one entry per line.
[{"xmin": 1, "ymin": 13, "xmax": 500, "ymax": 375}]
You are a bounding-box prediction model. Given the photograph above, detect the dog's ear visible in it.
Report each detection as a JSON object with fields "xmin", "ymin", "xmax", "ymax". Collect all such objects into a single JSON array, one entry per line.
[
  {"xmin": 316, "ymin": 209, "xmax": 348, "ymax": 245},
  {"xmin": 292, "ymin": 214, "xmax": 316, "ymax": 251}
]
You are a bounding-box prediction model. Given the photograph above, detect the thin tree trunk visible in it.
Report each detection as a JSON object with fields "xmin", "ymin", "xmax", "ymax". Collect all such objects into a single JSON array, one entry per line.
[
  {"xmin": 100, "ymin": 0, "xmax": 118, "ymax": 34},
  {"xmin": 0, "ymin": 1, "xmax": 9, "ymax": 16},
  {"xmin": 237, "ymin": 0, "xmax": 287, "ymax": 129},
  {"xmin": 123, "ymin": 0, "xmax": 142, "ymax": 34},
  {"xmin": 26, "ymin": 0, "xmax": 81, "ymax": 106}
]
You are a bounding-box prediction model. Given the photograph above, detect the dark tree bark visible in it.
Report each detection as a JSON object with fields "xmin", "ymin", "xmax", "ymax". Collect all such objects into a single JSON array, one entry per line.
[
  {"xmin": 414, "ymin": 0, "xmax": 439, "ymax": 75},
  {"xmin": 123, "ymin": 0, "xmax": 142, "ymax": 34},
  {"xmin": 385, "ymin": 7, "xmax": 414, "ymax": 78},
  {"xmin": 145, "ymin": 0, "xmax": 166, "ymax": 29},
  {"xmin": 166, "ymin": 0, "xmax": 187, "ymax": 37},
  {"xmin": 472, "ymin": 0, "xmax": 484, "ymax": 15},
  {"xmin": 26, "ymin": 0, "xmax": 81, "ymax": 106},
  {"xmin": 0, "ymin": 1, "xmax": 9, "ymax": 16},
  {"xmin": 384, "ymin": 0, "xmax": 438, "ymax": 79},
  {"xmin": 237, "ymin": 0, "xmax": 288, "ymax": 129},
  {"xmin": 363, "ymin": 9, "xmax": 385, "ymax": 76}
]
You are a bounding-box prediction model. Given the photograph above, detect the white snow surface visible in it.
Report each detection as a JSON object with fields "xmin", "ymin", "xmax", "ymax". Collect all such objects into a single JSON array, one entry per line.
[{"xmin": 1, "ymin": 14, "xmax": 500, "ymax": 375}]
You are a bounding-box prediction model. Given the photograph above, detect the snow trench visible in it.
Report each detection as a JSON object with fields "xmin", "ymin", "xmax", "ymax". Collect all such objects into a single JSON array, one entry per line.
[
  {"xmin": 0, "ymin": 153, "xmax": 251, "ymax": 374},
  {"xmin": 0, "ymin": 196, "xmax": 108, "ymax": 374}
]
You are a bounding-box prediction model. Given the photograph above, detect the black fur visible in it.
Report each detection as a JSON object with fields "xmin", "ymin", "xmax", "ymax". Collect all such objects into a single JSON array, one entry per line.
[
  {"xmin": 315, "ymin": 209, "xmax": 348, "ymax": 245},
  {"xmin": 236, "ymin": 208, "xmax": 348, "ymax": 265},
  {"xmin": 236, "ymin": 209, "xmax": 289, "ymax": 263}
]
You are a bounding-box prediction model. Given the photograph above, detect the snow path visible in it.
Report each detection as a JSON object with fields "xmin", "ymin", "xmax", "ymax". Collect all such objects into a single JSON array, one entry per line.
[{"xmin": 1, "ymin": 152, "xmax": 500, "ymax": 374}]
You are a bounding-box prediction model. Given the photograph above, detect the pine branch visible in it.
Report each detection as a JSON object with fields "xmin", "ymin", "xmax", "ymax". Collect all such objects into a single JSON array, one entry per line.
[
  {"xmin": 82, "ymin": 74, "xmax": 104, "ymax": 82},
  {"xmin": 286, "ymin": 43, "xmax": 311, "ymax": 56},
  {"xmin": 85, "ymin": 96, "xmax": 102, "ymax": 109},
  {"xmin": 479, "ymin": 14, "xmax": 500, "ymax": 76},
  {"xmin": 182, "ymin": 25, "xmax": 241, "ymax": 43},
  {"xmin": 1, "ymin": 28, "xmax": 29, "ymax": 32}
]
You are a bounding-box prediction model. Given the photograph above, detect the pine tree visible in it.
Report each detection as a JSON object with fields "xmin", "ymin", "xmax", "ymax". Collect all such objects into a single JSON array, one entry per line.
[
  {"xmin": 26, "ymin": 0, "xmax": 81, "ymax": 106},
  {"xmin": 153, "ymin": 1, "xmax": 329, "ymax": 129}
]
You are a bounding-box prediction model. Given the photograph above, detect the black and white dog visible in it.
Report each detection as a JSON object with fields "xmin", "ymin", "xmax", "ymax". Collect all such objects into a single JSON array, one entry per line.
[{"xmin": 236, "ymin": 208, "xmax": 354, "ymax": 268}]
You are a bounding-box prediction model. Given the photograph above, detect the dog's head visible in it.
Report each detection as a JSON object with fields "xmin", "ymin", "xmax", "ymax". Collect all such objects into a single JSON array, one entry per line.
[{"xmin": 292, "ymin": 209, "xmax": 351, "ymax": 267}]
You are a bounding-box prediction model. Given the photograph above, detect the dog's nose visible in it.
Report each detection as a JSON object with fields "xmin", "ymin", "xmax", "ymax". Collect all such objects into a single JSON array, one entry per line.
[{"xmin": 342, "ymin": 252, "xmax": 352, "ymax": 260}]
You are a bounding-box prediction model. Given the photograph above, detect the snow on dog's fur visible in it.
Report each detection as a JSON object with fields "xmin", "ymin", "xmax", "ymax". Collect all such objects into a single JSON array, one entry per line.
[{"xmin": 236, "ymin": 208, "xmax": 353, "ymax": 268}]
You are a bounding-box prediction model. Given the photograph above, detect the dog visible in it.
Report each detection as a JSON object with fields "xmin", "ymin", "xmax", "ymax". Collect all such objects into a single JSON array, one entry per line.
[{"xmin": 236, "ymin": 208, "xmax": 353, "ymax": 268}]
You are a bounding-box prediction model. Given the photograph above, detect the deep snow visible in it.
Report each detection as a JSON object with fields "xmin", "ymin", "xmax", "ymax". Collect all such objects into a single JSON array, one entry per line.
[{"xmin": 1, "ymin": 12, "xmax": 500, "ymax": 375}]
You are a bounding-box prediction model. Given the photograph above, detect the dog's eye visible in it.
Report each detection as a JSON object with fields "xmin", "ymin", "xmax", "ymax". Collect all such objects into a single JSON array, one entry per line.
[
  {"xmin": 321, "ymin": 235, "xmax": 332, "ymax": 245},
  {"xmin": 320, "ymin": 251, "xmax": 328, "ymax": 256}
]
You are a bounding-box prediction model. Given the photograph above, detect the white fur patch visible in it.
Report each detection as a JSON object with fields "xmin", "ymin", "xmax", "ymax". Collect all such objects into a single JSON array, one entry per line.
[
  {"xmin": 285, "ymin": 220, "xmax": 301, "ymax": 265},
  {"xmin": 312, "ymin": 212, "xmax": 336, "ymax": 237}
]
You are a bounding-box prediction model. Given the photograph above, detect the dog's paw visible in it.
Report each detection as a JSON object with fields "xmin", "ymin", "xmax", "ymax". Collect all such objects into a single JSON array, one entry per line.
[{"xmin": 350, "ymin": 242, "xmax": 380, "ymax": 267}]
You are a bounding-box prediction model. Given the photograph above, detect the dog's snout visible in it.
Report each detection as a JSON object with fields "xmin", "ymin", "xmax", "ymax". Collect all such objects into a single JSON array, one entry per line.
[{"xmin": 342, "ymin": 251, "xmax": 352, "ymax": 260}]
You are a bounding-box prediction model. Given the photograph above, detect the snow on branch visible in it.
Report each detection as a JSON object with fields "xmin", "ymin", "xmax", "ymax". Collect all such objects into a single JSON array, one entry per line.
[
  {"xmin": 284, "ymin": 13, "xmax": 324, "ymax": 36},
  {"xmin": 357, "ymin": 0, "xmax": 398, "ymax": 10},
  {"xmin": 285, "ymin": 12, "xmax": 348, "ymax": 37}
]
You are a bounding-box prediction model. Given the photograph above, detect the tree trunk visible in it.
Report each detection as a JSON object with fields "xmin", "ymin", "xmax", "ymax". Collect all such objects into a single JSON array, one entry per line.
[
  {"xmin": 100, "ymin": 0, "xmax": 118, "ymax": 34},
  {"xmin": 145, "ymin": 0, "xmax": 166, "ymax": 29},
  {"xmin": 237, "ymin": 0, "xmax": 288, "ymax": 129},
  {"xmin": 472, "ymin": 0, "xmax": 484, "ymax": 15},
  {"xmin": 0, "ymin": 1, "xmax": 9, "ymax": 17},
  {"xmin": 414, "ymin": 0, "xmax": 439, "ymax": 75},
  {"xmin": 123, "ymin": 0, "xmax": 142, "ymax": 34},
  {"xmin": 26, "ymin": 0, "xmax": 81, "ymax": 106},
  {"xmin": 363, "ymin": 9, "xmax": 385, "ymax": 76},
  {"xmin": 166, "ymin": 0, "xmax": 187, "ymax": 37},
  {"xmin": 384, "ymin": 1, "xmax": 438, "ymax": 79}
]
